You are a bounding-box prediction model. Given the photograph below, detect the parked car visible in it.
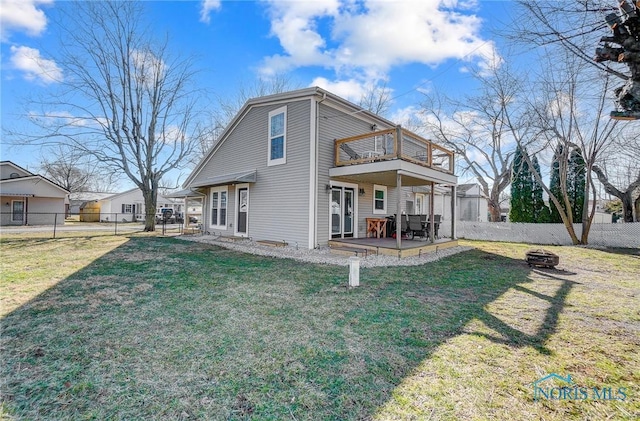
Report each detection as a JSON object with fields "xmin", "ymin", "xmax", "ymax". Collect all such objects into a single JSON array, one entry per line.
[{"xmin": 155, "ymin": 208, "xmax": 184, "ymax": 224}]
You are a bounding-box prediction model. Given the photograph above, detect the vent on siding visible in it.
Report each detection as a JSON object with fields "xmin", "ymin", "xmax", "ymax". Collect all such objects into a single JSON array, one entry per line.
[{"xmin": 9, "ymin": 173, "xmax": 20, "ymax": 178}]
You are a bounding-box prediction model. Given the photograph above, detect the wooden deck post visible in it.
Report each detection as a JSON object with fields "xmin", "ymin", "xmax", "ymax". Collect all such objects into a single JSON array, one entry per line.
[
  {"xmin": 451, "ymin": 185, "xmax": 457, "ymax": 239},
  {"xmin": 396, "ymin": 172, "xmax": 402, "ymax": 250},
  {"xmin": 429, "ymin": 181, "xmax": 435, "ymax": 242},
  {"xmin": 395, "ymin": 125, "xmax": 403, "ymax": 159}
]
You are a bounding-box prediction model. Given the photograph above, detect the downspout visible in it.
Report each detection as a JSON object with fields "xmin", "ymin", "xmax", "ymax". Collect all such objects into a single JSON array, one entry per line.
[{"xmin": 313, "ymin": 92, "xmax": 326, "ymax": 248}]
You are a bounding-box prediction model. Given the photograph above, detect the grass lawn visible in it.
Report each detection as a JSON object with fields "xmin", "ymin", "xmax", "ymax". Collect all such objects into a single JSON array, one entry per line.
[{"xmin": 1, "ymin": 234, "xmax": 638, "ymax": 420}]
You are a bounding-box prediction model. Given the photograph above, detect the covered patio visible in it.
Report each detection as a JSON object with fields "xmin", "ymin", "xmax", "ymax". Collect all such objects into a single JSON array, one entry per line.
[{"xmin": 329, "ymin": 125, "xmax": 458, "ymax": 255}]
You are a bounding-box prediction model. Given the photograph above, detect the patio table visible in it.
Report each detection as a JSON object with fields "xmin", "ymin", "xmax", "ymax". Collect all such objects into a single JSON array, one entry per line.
[{"xmin": 366, "ymin": 217, "xmax": 387, "ymax": 238}]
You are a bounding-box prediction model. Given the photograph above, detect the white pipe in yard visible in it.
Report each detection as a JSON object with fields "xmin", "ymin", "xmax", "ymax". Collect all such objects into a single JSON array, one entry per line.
[{"xmin": 348, "ymin": 256, "xmax": 360, "ymax": 287}]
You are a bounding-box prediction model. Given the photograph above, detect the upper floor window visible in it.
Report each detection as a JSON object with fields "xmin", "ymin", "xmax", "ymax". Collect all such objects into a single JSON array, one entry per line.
[{"xmin": 268, "ymin": 106, "xmax": 287, "ymax": 166}]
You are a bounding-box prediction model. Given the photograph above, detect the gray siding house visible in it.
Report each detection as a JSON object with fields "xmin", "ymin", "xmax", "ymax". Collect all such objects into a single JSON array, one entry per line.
[{"xmin": 184, "ymin": 87, "xmax": 458, "ymax": 250}]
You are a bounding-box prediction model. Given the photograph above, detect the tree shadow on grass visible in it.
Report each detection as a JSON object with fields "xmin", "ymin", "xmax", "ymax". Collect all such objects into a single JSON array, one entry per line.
[
  {"xmin": 0, "ymin": 238, "xmax": 573, "ymax": 420},
  {"xmin": 469, "ymin": 270, "xmax": 578, "ymax": 355},
  {"xmin": 593, "ymin": 247, "xmax": 640, "ymax": 258}
]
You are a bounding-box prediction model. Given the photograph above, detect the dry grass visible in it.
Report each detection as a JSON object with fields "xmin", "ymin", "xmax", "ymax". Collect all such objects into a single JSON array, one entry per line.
[{"xmin": 1, "ymin": 235, "xmax": 638, "ymax": 420}]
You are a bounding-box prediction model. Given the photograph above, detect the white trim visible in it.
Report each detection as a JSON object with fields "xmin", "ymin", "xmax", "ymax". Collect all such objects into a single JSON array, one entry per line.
[
  {"xmin": 328, "ymin": 180, "xmax": 359, "ymax": 239},
  {"xmin": 308, "ymin": 97, "xmax": 318, "ymax": 249},
  {"xmin": 267, "ymin": 105, "xmax": 287, "ymax": 166},
  {"xmin": 329, "ymin": 159, "xmax": 457, "ymax": 185},
  {"xmin": 209, "ymin": 186, "xmax": 228, "ymax": 230},
  {"xmin": 373, "ymin": 184, "xmax": 387, "ymax": 215},
  {"xmin": 234, "ymin": 183, "xmax": 250, "ymax": 237}
]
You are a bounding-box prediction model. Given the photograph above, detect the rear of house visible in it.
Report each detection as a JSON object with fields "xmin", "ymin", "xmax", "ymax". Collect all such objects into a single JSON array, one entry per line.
[
  {"xmin": 184, "ymin": 87, "xmax": 459, "ymax": 250},
  {"xmin": 185, "ymin": 91, "xmax": 313, "ymax": 247}
]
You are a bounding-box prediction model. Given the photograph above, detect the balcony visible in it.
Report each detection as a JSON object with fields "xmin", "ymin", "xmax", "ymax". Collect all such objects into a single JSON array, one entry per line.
[{"xmin": 334, "ymin": 127, "xmax": 454, "ymax": 174}]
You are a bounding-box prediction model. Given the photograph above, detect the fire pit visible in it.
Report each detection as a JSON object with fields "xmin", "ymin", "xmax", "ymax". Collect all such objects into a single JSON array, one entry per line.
[{"xmin": 525, "ymin": 249, "xmax": 560, "ymax": 268}]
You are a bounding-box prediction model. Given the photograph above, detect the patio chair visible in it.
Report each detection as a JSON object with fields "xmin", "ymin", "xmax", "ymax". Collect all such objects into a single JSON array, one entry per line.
[
  {"xmin": 390, "ymin": 214, "xmax": 410, "ymax": 239},
  {"xmin": 340, "ymin": 143, "xmax": 361, "ymax": 161},
  {"xmin": 407, "ymin": 214, "xmax": 427, "ymax": 240}
]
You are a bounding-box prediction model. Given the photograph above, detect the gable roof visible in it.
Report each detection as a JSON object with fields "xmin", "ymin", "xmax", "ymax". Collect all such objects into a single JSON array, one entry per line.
[
  {"xmin": 1, "ymin": 161, "xmax": 34, "ymax": 179},
  {"xmin": 184, "ymin": 87, "xmax": 397, "ymax": 187},
  {"xmin": 99, "ymin": 187, "xmax": 181, "ymax": 204},
  {"xmin": 69, "ymin": 191, "xmax": 114, "ymax": 202},
  {"xmin": 1, "ymin": 161, "xmax": 72, "ymax": 196}
]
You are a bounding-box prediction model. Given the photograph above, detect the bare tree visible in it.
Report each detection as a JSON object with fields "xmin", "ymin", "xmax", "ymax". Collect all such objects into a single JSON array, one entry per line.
[
  {"xmin": 16, "ymin": 1, "xmax": 205, "ymax": 231},
  {"xmin": 39, "ymin": 146, "xmax": 119, "ymax": 193},
  {"xmin": 421, "ymin": 62, "xmax": 527, "ymax": 222},
  {"xmin": 513, "ymin": 1, "xmax": 625, "ymax": 79},
  {"xmin": 513, "ymin": 0, "xmax": 640, "ymax": 232},
  {"xmin": 592, "ymin": 129, "xmax": 640, "ymax": 221},
  {"xmin": 39, "ymin": 147, "xmax": 92, "ymax": 193},
  {"xmin": 517, "ymin": 52, "xmax": 621, "ymax": 244},
  {"xmin": 358, "ymin": 82, "xmax": 393, "ymax": 117}
]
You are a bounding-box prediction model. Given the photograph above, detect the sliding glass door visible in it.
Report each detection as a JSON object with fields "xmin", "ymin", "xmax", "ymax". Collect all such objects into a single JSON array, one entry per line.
[{"xmin": 331, "ymin": 186, "xmax": 354, "ymax": 238}]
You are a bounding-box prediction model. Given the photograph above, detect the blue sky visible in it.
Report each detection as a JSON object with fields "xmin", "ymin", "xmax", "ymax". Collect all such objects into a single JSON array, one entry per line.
[{"xmin": 1, "ymin": 0, "xmax": 513, "ymax": 184}]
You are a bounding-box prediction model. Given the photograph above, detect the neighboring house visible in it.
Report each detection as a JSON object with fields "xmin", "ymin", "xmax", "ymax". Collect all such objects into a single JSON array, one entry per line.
[
  {"xmin": 405, "ymin": 184, "xmax": 451, "ymax": 219},
  {"xmin": 183, "ymin": 87, "xmax": 458, "ymax": 249},
  {"xmin": 0, "ymin": 161, "xmax": 69, "ymax": 226},
  {"xmin": 96, "ymin": 188, "xmax": 182, "ymax": 222},
  {"xmin": 443, "ymin": 183, "xmax": 489, "ymax": 222},
  {"xmin": 587, "ymin": 199, "xmax": 614, "ymax": 223}
]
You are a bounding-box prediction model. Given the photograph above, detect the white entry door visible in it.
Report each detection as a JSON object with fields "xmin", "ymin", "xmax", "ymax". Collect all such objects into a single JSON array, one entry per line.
[{"xmin": 235, "ymin": 185, "xmax": 249, "ymax": 236}]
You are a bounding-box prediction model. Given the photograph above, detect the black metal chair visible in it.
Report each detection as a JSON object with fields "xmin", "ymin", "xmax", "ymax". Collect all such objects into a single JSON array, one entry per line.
[
  {"xmin": 407, "ymin": 214, "xmax": 427, "ymax": 240},
  {"xmin": 390, "ymin": 214, "xmax": 410, "ymax": 239}
]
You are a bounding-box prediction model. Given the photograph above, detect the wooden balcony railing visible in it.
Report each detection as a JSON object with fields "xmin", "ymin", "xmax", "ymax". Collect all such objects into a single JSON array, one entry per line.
[{"xmin": 334, "ymin": 126, "xmax": 454, "ymax": 174}]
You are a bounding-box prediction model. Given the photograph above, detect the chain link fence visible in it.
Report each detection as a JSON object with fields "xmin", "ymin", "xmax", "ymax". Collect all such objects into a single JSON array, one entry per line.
[{"xmin": 0, "ymin": 212, "xmax": 200, "ymax": 239}]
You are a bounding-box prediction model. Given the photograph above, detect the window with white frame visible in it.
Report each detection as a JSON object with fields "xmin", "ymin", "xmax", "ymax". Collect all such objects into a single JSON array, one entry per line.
[
  {"xmin": 210, "ymin": 187, "xmax": 228, "ymax": 228},
  {"xmin": 373, "ymin": 185, "xmax": 387, "ymax": 214},
  {"xmin": 268, "ymin": 106, "xmax": 287, "ymax": 166},
  {"xmin": 122, "ymin": 204, "xmax": 134, "ymax": 213}
]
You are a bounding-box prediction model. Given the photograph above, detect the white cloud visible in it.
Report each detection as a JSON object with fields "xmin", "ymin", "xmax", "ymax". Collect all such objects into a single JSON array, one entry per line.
[
  {"xmin": 131, "ymin": 48, "xmax": 166, "ymax": 88},
  {"xmin": 310, "ymin": 76, "xmax": 368, "ymax": 103},
  {"xmin": 260, "ymin": 0, "xmax": 498, "ymax": 80},
  {"xmin": 260, "ymin": 0, "xmax": 340, "ymax": 76},
  {"xmin": 10, "ymin": 45, "xmax": 62, "ymax": 84},
  {"xmin": 199, "ymin": 0, "xmax": 221, "ymax": 24},
  {"xmin": 0, "ymin": 0, "xmax": 53, "ymax": 40},
  {"xmin": 158, "ymin": 124, "xmax": 187, "ymax": 144},
  {"xmin": 28, "ymin": 110, "xmax": 107, "ymax": 128}
]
